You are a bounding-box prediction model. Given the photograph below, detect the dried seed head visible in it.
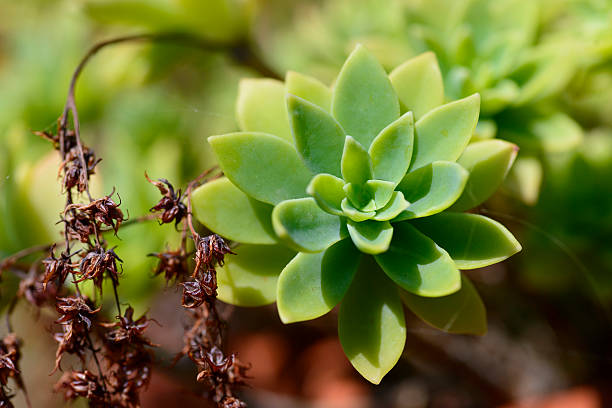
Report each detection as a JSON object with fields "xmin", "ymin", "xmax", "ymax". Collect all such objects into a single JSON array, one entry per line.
[
  {"xmin": 53, "ymin": 297, "xmax": 100, "ymax": 372},
  {"xmin": 0, "ymin": 334, "xmax": 20, "ymax": 387},
  {"xmin": 194, "ymin": 234, "xmax": 233, "ymax": 275},
  {"xmin": 180, "ymin": 280, "xmax": 208, "ymax": 309},
  {"xmin": 54, "ymin": 370, "xmax": 107, "ymax": 406},
  {"xmin": 55, "ymin": 296, "xmax": 100, "ymax": 332},
  {"xmin": 61, "ymin": 210, "xmax": 96, "ymax": 244},
  {"xmin": 148, "ymin": 249, "xmax": 188, "ymax": 284},
  {"xmin": 78, "ymin": 246, "xmax": 122, "ymax": 290},
  {"xmin": 41, "ymin": 246, "xmax": 74, "ymax": 289},
  {"xmin": 0, "ymin": 334, "xmax": 25, "ymax": 408},
  {"xmin": 100, "ymin": 307, "xmax": 158, "ymax": 348},
  {"xmin": 145, "ymin": 173, "xmax": 187, "ymax": 227},
  {"xmin": 65, "ymin": 189, "xmax": 124, "ymax": 234},
  {"xmin": 59, "ymin": 146, "xmax": 101, "ymax": 193}
]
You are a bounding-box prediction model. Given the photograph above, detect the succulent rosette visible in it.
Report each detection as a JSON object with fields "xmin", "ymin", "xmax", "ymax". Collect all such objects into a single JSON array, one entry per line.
[{"xmin": 192, "ymin": 45, "xmax": 521, "ymax": 383}]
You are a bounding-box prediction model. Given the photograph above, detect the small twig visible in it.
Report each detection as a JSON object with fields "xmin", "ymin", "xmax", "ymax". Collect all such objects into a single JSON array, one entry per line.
[
  {"xmin": 111, "ymin": 281, "xmax": 121, "ymax": 317},
  {"xmin": 0, "ymin": 244, "xmax": 55, "ymax": 272},
  {"xmin": 84, "ymin": 332, "xmax": 108, "ymax": 391}
]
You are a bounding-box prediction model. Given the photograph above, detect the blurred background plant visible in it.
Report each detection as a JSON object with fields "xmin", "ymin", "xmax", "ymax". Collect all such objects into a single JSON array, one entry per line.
[{"xmin": 1, "ymin": 0, "xmax": 612, "ymax": 407}]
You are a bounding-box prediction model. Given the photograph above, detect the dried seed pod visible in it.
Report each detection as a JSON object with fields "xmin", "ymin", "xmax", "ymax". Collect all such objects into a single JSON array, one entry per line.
[
  {"xmin": 100, "ymin": 307, "xmax": 158, "ymax": 347},
  {"xmin": 148, "ymin": 249, "xmax": 188, "ymax": 284},
  {"xmin": 78, "ymin": 246, "xmax": 122, "ymax": 290},
  {"xmin": 65, "ymin": 189, "xmax": 124, "ymax": 234},
  {"xmin": 145, "ymin": 173, "xmax": 187, "ymax": 226},
  {"xmin": 41, "ymin": 246, "xmax": 74, "ymax": 289},
  {"xmin": 193, "ymin": 234, "xmax": 233, "ymax": 280},
  {"xmin": 59, "ymin": 146, "xmax": 101, "ymax": 193},
  {"xmin": 54, "ymin": 370, "xmax": 107, "ymax": 406},
  {"xmin": 61, "ymin": 210, "xmax": 96, "ymax": 244},
  {"xmin": 181, "ymin": 280, "xmax": 207, "ymax": 309}
]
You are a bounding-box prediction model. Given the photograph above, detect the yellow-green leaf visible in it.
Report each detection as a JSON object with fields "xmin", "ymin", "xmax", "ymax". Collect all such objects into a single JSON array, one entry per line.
[
  {"xmin": 339, "ymin": 257, "xmax": 406, "ymax": 384},
  {"xmin": 191, "ymin": 177, "xmax": 276, "ymax": 244}
]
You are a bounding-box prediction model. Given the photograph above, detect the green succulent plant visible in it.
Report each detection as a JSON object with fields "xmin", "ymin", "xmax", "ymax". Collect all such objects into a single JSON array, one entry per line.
[{"xmin": 192, "ymin": 45, "xmax": 521, "ymax": 383}]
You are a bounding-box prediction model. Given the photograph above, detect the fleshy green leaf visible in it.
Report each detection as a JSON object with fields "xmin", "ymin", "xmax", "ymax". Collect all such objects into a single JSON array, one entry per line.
[
  {"xmin": 191, "ymin": 177, "xmax": 276, "ymax": 244},
  {"xmin": 368, "ymin": 112, "xmax": 414, "ymax": 185},
  {"xmin": 341, "ymin": 136, "xmax": 373, "ymax": 185},
  {"xmin": 209, "ymin": 132, "xmax": 312, "ymax": 205},
  {"xmin": 365, "ymin": 179, "xmax": 395, "ymax": 209},
  {"xmin": 306, "ymin": 173, "xmax": 345, "ymax": 216},
  {"xmin": 450, "ymin": 140, "xmax": 518, "ymax": 212},
  {"xmin": 277, "ymin": 239, "xmax": 360, "ymax": 323},
  {"xmin": 373, "ymin": 192, "xmax": 410, "ymax": 221},
  {"xmin": 285, "ymin": 71, "xmax": 332, "ymax": 111},
  {"xmin": 389, "ymin": 52, "xmax": 444, "ymax": 119},
  {"xmin": 338, "ymin": 257, "xmax": 406, "ymax": 384},
  {"xmin": 236, "ymin": 79, "xmax": 292, "ymax": 143},
  {"xmin": 410, "ymin": 94, "xmax": 481, "ymax": 171},
  {"xmin": 401, "ymin": 275, "xmax": 486, "ymax": 335},
  {"xmin": 347, "ymin": 220, "xmax": 393, "ymax": 255},
  {"xmin": 341, "ymin": 199, "xmax": 376, "ymax": 222},
  {"xmin": 217, "ymin": 245, "xmax": 296, "ymax": 307},
  {"xmin": 375, "ymin": 222, "xmax": 460, "ymax": 297},
  {"xmin": 332, "ymin": 44, "xmax": 400, "ymax": 148},
  {"xmin": 287, "ymin": 95, "xmax": 345, "ymax": 177},
  {"xmin": 395, "ymin": 161, "xmax": 468, "ymax": 220},
  {"xmin": 272, "ymin": 198, "xmax": 346, "ymax": 253},
  {"xmin": 344, "ymin": 183, "xmax": 375, "ymax": 211},
  {"xmin": 412, "ymin": 213, "xmax": 521, "ymax": 269}
]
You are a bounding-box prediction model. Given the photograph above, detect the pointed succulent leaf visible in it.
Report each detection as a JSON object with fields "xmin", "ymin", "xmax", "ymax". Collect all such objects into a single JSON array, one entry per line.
[
  {"xmin": 347, "ymin": 220, "xmax": 393, "ymax": 255},
  {"xmin": 341, "ymin": 199, "xmax": 376, "ymax": 222},
  {"xmin": 277, "ymin": 239, "xmax": 360, "ymax": 323},
  {"xmin": 412, "ymin": 213, "xmax": 521, "ymax": 269},
  {"xmin": 389, "ymin": 52, "xmax": 444, "ymax": 119},
  {"xmin": 306, "ymin": 173, "xmax": 345, "ymax": 216},
  {"xmin": 272, "ymin": 198, "xmax": 346, "ymax": 253},
  {"xmin": 285, "ymin": 71, "xmax": 332, "ymax": 111},
  {"xmin": 375, "ymin": 222, "xmax": 460, "ymax": 297},
  {"xmin": 344, "ymin": 183, "xmax": 375, "ymax": 211},
  {"xmin": 287, "ymin": 95, "xmax": 345, "ymax": 177},
  {"xmin": 368, "ymin": 112, "xmax": 414, "ymax": 185},
  {"xmin": 339, "ymin": 257, "xmax": 406, "ymax": 384},
  {"xmin": 365, "ymin": 179, "xmax": 395, "ymax": 209},
  {"xmin": 332, "ymin": 44, "xmax": 400, "ymax": 148},
  {"xmin": 450, "ymin": 140, "xmax": 518, "ymax": 212},
  {"xmin": 209, "ymin": 132, "xmax": 312, "ymax": 205},
  {"xmin": 373, "ymin": 192, "xmax": 409, "ymax": 221},
  {"xmin": 217, "ymin": 245, "xmax": 296, "ymax": 307},
  {"xmin": 395, "ymin": 161, "xmax": 468, "ymax": 220},
  {"xmin": 236, "ymin": 79, "xmax": 292, "ymax": 143},
  {"xmin": 401, "ymin": 275, "xmax": 486, "ymax": 335},
  {"xmin": 341, "ymin": 136, "xmax": 373, "ymax": 185},
  {"xmin": 410, "ymin": 94, "xmax": 480, "ymax": 171},
  {"xmin": 191, "ymin": 177, "xmax": 276, "ymax": 244}
]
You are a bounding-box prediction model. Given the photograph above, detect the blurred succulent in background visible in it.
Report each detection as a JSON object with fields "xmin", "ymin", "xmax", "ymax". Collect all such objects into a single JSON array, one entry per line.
[
  {"xmin": 192, "ymin": 45, "xmax": 521, "ymax": 383},
  {"xmin": 254, "ymin": 0, "xmax": 612, "ymax": 204}
]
